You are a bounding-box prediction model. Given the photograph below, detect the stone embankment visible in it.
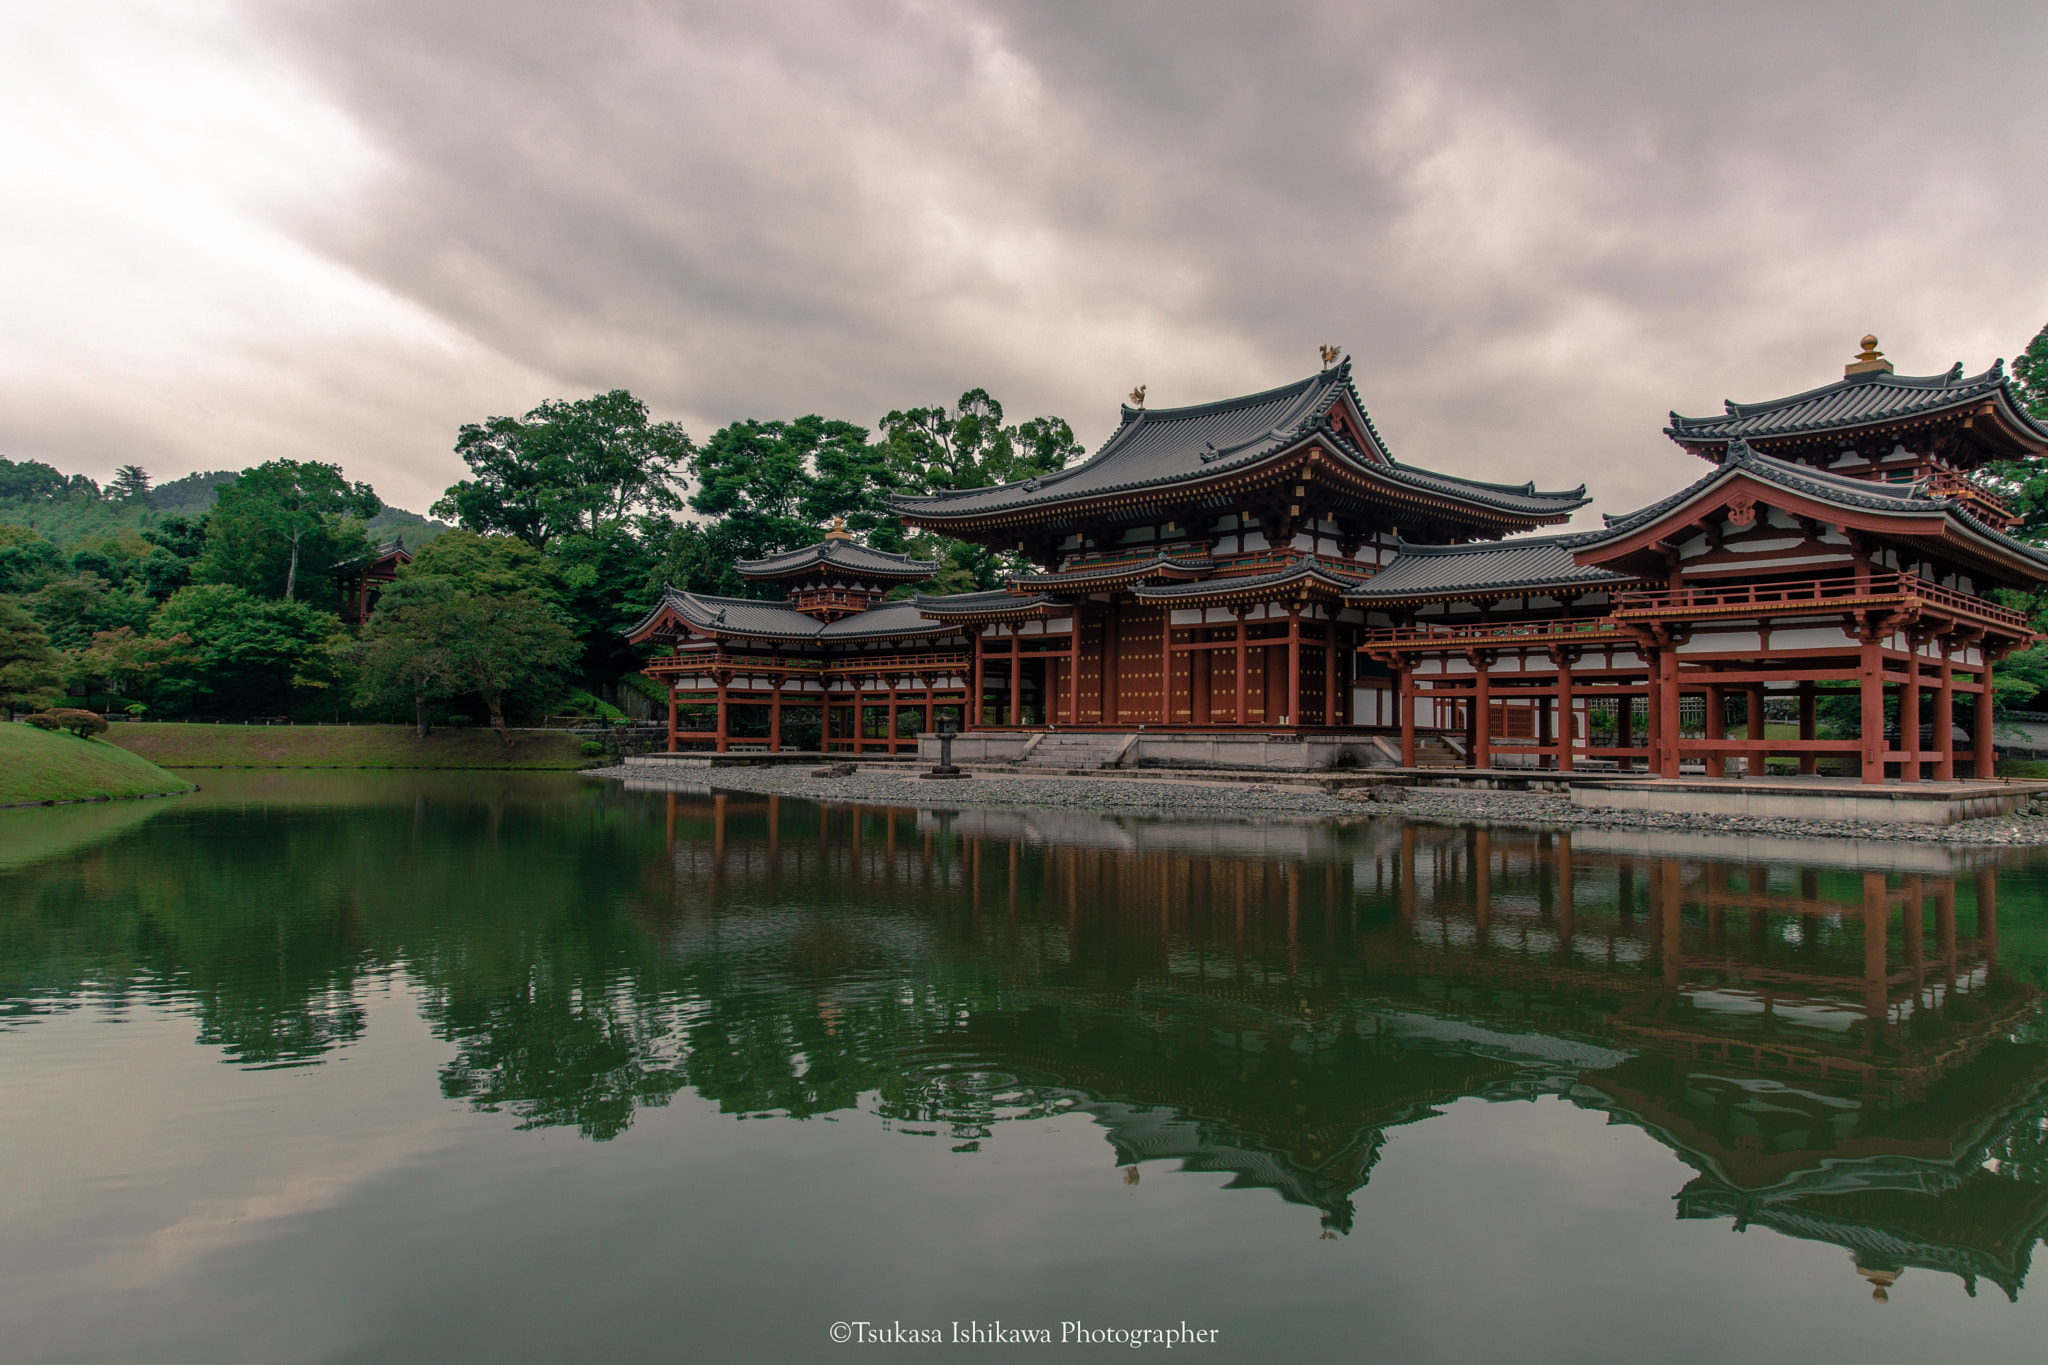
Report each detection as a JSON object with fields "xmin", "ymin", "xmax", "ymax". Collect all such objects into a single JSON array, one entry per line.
[{"xmin": 600, "ymin": 765, "xmax": 2048, "ymax": 845}]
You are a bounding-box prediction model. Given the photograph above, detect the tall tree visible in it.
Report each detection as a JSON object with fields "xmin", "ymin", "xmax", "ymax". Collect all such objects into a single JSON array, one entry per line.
[
  {"xmin": 144, "ymin": 584, "xmax": 341, "ymax": 716},
  {"xmin": 873, "ymin": 390, "xmax": 1084, "ymax": 591},
  {"xmin": 2014, "ymin": 323, "xmax": 2048, "ymax": 421},
  {"xmin": 108, "ymin": 465, "xmax": 153, "ymax": 505},
  {"xmin": 350, "ymin": 576, "xmax": 460, "ymax": 737},
  {"xmin": 436, "ymin": 594, "xmax": 580, "ymax": 745},
  {"xmin": 877, "ymin": 389, "xmax": 1082, "ymax": 493},
  {"xmin": 201, "ymin": 460, "xmax": 379, "ymax": 601},
  {"xmin": 0, "ymin": 597, "xmax": 63, "ymax": 719},
  {"xmin": 435, "ymin": 390, "xmax": 691, "ymax": 551},
  {"xmin": 686, "ymin": 415, "xmax": 901, "ymax": 572}
]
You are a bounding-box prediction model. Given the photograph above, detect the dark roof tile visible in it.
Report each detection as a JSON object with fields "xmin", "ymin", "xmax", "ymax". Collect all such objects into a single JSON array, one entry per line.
[
  {"xmin": 1345, "ymin": 536, "xmax": 1640, "ymax": 601},
  {"xmin": 887, "ymin": 359, "xmax": 1586, "ymax": 522}
]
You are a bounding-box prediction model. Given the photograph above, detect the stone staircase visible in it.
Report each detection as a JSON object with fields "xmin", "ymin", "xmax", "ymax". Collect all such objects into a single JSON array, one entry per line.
[
  {"xmin": 1410, "ymin": 736, "xmax": 1466, "ymax": 770},
  {"xmin": 1015, "ymin": 732, "xmax": 1137, "ymax": 770}
]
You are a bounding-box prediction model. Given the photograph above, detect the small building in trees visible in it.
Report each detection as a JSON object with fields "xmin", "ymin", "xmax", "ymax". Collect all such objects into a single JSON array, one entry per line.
[{"xmin": 334, "ymin": 538, "xmax": 411, "ymax": 626}]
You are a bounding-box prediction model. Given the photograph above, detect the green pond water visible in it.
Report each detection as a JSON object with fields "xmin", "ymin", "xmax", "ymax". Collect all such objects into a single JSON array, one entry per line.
[{"xmin": 4, "ymin": 770, "xmax": 2048, "ymax": 1363}]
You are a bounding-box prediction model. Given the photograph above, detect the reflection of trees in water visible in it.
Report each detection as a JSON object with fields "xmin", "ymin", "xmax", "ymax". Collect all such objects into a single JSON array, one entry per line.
[{"xmin": 9, "ymin": 781, "xmax": 2048, "ymax": 1289}]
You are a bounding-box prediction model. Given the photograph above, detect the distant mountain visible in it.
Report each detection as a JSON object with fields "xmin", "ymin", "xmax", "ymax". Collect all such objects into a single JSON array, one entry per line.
[
  {"xmin": 150, "ymin": 469, "xmax": 242, "ymax": 515},
  {"xmin": 0, "ymin": 458, "xmax": 451, "ymax": 549}
]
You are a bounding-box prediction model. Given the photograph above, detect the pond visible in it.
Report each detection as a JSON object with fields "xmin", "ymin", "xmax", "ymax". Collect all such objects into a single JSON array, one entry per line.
[{"xmin": 3, "ymin": 770, "xmax": 2046, "ymax": 1363}]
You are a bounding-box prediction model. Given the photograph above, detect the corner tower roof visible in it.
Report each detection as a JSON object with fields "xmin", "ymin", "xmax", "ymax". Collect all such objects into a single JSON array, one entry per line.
[{"xmin": 1666, "ymin": 352, "xmax": 2048, "ymax": 465}]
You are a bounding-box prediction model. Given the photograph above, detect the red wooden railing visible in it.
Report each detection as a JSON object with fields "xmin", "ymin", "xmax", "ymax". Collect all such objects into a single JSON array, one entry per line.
[
  {"xmin": 1060, "ymin": 541, "xmax": 1213, "ymax": 573},
  {"xmin": 645, "ymin": 649, "xmax": 972, "ymax": 678},
  {"xmin": 1924, "ymin": 470, "xmax": 2018, "ymax": 529},
  {"xmin": 1361, "ymin": 617, "xmax": 1624, "ymax": 648},
  {"xmin": 1612, "ymin": 572, "xmax": 2030, "ymax": 630}
]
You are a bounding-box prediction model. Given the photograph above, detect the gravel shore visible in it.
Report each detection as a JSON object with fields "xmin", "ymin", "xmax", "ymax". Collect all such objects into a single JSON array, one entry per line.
[
  {"xmin": 598, "ymin": 765, "xmax": 2048, "ymax": 846},
  {"xmin": 603, "ymin": 765, "xmax": 1359, "ymax": 817}
]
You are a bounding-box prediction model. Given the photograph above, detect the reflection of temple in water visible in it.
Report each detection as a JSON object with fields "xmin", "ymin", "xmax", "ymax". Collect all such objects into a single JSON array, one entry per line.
[{"xmin": 639, "ymin": 784, "xmax": 2048, "ymax": 1295}]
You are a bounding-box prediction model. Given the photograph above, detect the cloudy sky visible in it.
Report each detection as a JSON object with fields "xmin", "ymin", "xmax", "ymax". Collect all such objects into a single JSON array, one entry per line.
[{"xmin": 4, "ymin": 0, "xmax": 2045, "ymax": 523}]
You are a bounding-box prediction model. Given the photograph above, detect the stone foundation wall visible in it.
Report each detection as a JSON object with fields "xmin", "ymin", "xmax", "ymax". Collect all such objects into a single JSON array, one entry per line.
[{"xmin": 918, "ymin": 731, "xmax": 1400, "ymax": 771}]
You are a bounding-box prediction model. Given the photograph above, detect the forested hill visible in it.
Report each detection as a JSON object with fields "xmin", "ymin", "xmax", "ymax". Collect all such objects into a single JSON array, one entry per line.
[{"xmin": 0, "ymin": 457, "xmax": 448, "ymax": 548}]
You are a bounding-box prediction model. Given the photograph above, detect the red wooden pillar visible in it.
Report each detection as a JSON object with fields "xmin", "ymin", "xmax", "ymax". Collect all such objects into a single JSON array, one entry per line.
[
  {"xmin": 1974, "ymin": 656, "xmax": 1995, "ymax": 780},
  {"xmin": 1746, "ymin": 684, "xmax": 1764, "ymax": 777},
  {"xmin": 1899, "ymin": 648, "xmax": 1920, "ymax": 783},
  {"xmin": 1860, "ymin": 637, "xmax": 1885, "ymax": 784},
  {"xmin": 1934, "ymin": 646, "xmax": 1955, "ymax": 781},
  {"xmin": 1798, "ymin": 682, "xmax": 1817, "ymax": 776},
  {"xmin": 666, "ymin": 678, "xmax": 678, "ymax": 753},
  {"xmin": 1473, "ymin": 661, "xmax": 1492, "ymax": 771},
  {"xmin": 1704, "ymin": 682, "xmax": 1726, "ymax": 778},
  {"xmin": 1658, "ymin": 651, "xmax": 1681, "ymax": 779},
  {"xmin": 1399, "ymin": 665, "xmax": 1416, "ymax": 767},
  {"xmin": 1323, "ymin": 626, "xmax": 1338, "ymax": 727},
  {"xmin": 1234, "ymin": 613, "xmax": 1248, "ymax": 725},
  {"xmin": 1068, "ymin": 613, "xmax": 1081, "ymax": 724},
  {"xmin": 770, "ymin": 679, "xmax": 783, "ymax": 753},
  {"xmin": 714, "ymin": 673, "xmax": 730, "ymax": 753},
  {"xmin": 967, "ymin": 632, "xmax": 981, "ymax": 731},
  {"xmin": 888, "ymin": 680, "xmax": 900, "ymax": 754},
  {"xmin": 1160, "ymin": 626, "xmax": 1174, "ymax": 726},
  {"xmin": 1285, "ymin": 605, "xmax": 1301, "ymax": 727},
  {"xmin": 1556, "ymin": 658, "xmax": 1574, "ymax": 773},
  {"xmin": 1643, "ymin": 660, "xmax": 1658, "ymax": 776}
]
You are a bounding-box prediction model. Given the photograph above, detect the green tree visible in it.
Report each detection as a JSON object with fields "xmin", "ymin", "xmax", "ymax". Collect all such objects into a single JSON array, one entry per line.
[
  {"xmin": 400, "ymin": 529, "xmax": 563, "ymax": 604},
  {"xmin": 145, "ymin": 584, "xmax": 341, "ymax": 716},
  {"xmin": 1995, "ymin": 324, "xmax": 2048, "ymax": 542},
  {"xmin": 23, "ymin": 571, "xmax": 152, "ymax": 652},
  {"xmin": 435, "ymin": 391, "xmax": 691, "ymax": 551},
  {"xmin": 874, "ymin": 390, "xmax": 1084, "ymax": 592},
  {"xmin": 0, "ymin": 524, "xmax": 60, "ymax": 592},
  {"xmin": 108, "ymin": 465, "xmax": 153, "ymax": 505},
  {"xmin": 877, "ymin": 389, "xmax": 1081, "ymax": 493},
  {"xmin": 688, "ymin": 415, "xmax": 903, "ymax": 561},
  {"xmin": 199, "ymin": 460, "xmax": 379, "ymax": 601},
  {"xmin": 350, "ymin": 576, "xmax": 460, "ymax": 737},
  {"xmin": 435, "ymin": 594, "xmax": 580, "ymax": 745},
  {"xmin": 0, "ymin": 597, "xmax": 63, "ymax": 718}
]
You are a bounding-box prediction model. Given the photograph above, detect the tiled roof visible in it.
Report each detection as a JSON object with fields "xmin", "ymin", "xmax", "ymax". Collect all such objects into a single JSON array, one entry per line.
[
  {"xmin": 735, "ymin": 537, "xmax": 937, "ymax": 581},
  {"xmin": 1345, "ymin": 536, "xmax": 1639, "ymax": 602},
  {"xmin": 816, "ymin": 600, "xmax": 957, "ymax": 640},
  {"xmin": 1666, "ymin": 362, "xmax": 2048, "ymax": 447},
  {"xmin": 1008, "ymin": 553, "xmax": 1213, "ymax": 588},
  {"xmin": 912, "ymin": 589, "xmax": 1057, "ymax": 615},
  {"xmin": 1132, "ymin": 559, "xmax": 1362, "ymax": 602},
  {"xmin": 624, "ymin": 586, "xmax": 984, "ymax": 641},
  {"xmin": 1580, "ymin": 442, "xmax": 2048, "ymax": 570},
  {"xmin": 332, "ymin": 538, "xmax": 409, "ymax": 570},
  {"xmin": 887, "ymin": 359, "xmax": 1586, "ymax": 521}
]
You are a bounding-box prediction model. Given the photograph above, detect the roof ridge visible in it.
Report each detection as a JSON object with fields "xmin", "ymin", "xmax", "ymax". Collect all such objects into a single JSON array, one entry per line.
[
  {"xmin": 1387, "ymin": 459, "xmax": 1586, "ymax": 501},
  {"xmin": 1667, "ymin": 361, "xmax": 2011, "ymax": 437}
]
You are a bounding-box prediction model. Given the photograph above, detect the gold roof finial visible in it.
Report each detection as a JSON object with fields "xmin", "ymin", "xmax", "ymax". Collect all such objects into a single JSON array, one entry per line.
[
  {"xmin": 823, "ymin": 515, "xmax": 853, "ymax": 540},
  {"xmin": 1845, "ymin": 333, "xmax": 1894, "ymax": 377},
  {"xmin": 1320, "ymin": 344, "xmax": 1341, "ymax": 370},
  {"xmin": 1129, "ymin": 384, "xmax": 1146, "ymax": 408}
]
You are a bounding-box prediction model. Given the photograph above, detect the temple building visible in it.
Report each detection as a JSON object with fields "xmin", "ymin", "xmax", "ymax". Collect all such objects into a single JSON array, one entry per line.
[
  {"xmin": 628, "ymin": 338, "xmax": 2048, "ymax": 779},
  {"xmin": 334, "ymin": 538, "xmax": 411, "ymax": 627}
]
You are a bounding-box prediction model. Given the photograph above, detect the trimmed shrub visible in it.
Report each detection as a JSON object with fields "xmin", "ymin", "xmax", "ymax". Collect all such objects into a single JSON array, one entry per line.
[
  {"xmin": 24, "ymin": 712, "xmax": 60, "ymax": 731},
  {"xmin": 36, "ymin": 708, "xmax": 109, "ymax": 738},
  {"xmin": 580, "ymin": 740, "xmax": 606, "ymax": 757}
]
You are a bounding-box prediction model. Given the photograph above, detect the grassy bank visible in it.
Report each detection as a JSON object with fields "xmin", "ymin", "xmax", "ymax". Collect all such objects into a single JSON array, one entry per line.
[
  {"xmin": 101, "ymin": 722, "xmax": 592, "ymax": 770},
  {"xmin": 1, "ymin": 723, "xmax": 197, "ymax": 806}
]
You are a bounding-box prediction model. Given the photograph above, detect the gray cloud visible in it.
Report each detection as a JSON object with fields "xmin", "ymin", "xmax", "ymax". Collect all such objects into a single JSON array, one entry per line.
[{"xmin": 7, "ymin": 1, "xmax": 2046, "ymax": 520}]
